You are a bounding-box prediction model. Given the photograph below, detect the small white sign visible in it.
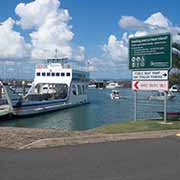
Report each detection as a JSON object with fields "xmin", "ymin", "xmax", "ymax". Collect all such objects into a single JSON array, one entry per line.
[
  {"xmin": 132, "ymin": 70, "xmax": 168, "ymax": 80},
  {"xmin": 132, "ymin": 80, "xmax": 168, "ymax": 91}
]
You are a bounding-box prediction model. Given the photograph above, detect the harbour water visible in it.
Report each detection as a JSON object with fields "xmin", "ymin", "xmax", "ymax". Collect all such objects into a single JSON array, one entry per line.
[{"xmin": 0, "ymin": 88, "xmax": 180, "ymax": 131}]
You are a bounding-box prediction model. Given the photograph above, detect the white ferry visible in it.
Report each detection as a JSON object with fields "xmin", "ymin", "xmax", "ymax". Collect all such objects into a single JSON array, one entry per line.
[{"xmin": 1, "ymin": 58, "xmax": 89, "ymax": 116}]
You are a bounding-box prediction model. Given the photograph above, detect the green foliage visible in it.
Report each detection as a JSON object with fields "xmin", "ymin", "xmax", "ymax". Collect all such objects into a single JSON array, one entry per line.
[
  {"xmin": 169, "ymin": 43, "xmax": 180, "ymax": 85},
  {"xmin": 172, "ymin": 43, "xmax": 180, "ymax": 69},
  {"xmin": 169, "ymin": 73, "xmax": 180, "ymax": 86}
]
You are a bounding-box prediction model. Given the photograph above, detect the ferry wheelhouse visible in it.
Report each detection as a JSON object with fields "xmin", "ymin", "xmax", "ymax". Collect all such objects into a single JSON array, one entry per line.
[{"xmin": 2, "ymin": 58, "xmax": 89, "ymax": 116}]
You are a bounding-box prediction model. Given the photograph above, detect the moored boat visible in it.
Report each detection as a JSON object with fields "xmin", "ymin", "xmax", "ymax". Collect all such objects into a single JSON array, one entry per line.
[
  {"xmin": 88, "ymin": 84, "xmax": 96, "ymax": 88},
  {"xmin": 1, "ymin": 57, "xmax": 89, "ymax": 117},
  {"xmin": 106, "ymin": 82, "xmax": 120, "ymax": 89},
  {"xmin": 169, "ymin": 85, "xmax": 179, "ymax": 92},
  {"xmin": 158, "ymin": 112, "xmax": 180, "ymax": 120},
  {"xmin": 147, "ymin": 91, "xmax": 175, "ymax": 101}
]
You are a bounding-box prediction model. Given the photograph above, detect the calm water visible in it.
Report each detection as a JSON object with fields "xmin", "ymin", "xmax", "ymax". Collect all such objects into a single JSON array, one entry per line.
[{"xmin": 0, "ymin": 88, "xmax": 180, "ymax": 131}]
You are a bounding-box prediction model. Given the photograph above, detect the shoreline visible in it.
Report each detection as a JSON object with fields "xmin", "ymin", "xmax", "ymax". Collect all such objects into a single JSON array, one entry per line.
[{"xmin": 0, "ymin": 124, "xmax": 180, "ymax": 150}]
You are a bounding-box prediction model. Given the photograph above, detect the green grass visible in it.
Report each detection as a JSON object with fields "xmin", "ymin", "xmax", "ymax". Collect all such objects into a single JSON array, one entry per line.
[{"xmin": 95, "ymin": 120, "xmax": 180, "ymax": 134}]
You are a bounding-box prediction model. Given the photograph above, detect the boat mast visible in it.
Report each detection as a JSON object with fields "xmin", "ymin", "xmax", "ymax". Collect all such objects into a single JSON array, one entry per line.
[{"xmin": 47, "ymin": 49, "xmax": 68, "ymax": 67}]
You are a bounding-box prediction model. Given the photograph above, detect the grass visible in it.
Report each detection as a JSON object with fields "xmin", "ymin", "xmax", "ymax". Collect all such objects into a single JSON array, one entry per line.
[{"xmin": 95, "ymin": 120, "xmax": 180, "ymax": 134}]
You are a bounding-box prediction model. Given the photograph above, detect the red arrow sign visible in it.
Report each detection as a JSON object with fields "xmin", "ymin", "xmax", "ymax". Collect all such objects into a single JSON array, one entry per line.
[
  {"xmin": 134, "ymin": 81, "xmax": 139, "ymax": 90},
  {"xmin": 132, "ymin": 80, "xmax": 168, "ymax": 91}
]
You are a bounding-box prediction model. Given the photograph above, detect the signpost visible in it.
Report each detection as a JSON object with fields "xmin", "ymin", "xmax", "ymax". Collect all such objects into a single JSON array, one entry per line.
[
  {"xmin": 129, "ymin": 33, "xmax": 172, "ymax": 70},
  {"xmin": 132, "ymin": 70, "xmax": 168, "ymax": 81},
  {"xmin": 129, "ymin": 33, "xmax": 172, "ymax": 123},
  {"xmin": 132, "ymin": 80, "xmax": 168, "ymax": 91}
]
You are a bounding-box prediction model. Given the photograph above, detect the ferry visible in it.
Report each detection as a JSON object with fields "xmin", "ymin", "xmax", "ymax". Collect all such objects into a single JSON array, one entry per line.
[{"xmin": 1, "ymin": 58, "xmax": 89, "ymax": 117}]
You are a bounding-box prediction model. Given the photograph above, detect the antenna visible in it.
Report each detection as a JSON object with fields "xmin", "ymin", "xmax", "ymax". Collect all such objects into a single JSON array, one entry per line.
[
  {"xmin": 47, "ymin": 48, "xmax": 68, "ymax": 66},
  {"xmin": 87, "ymin": 60, "xmax": 90, "ymax": 72},
  {"xmin": 54, "ymin": 48, "xmax": 58, "ymax": 59}
]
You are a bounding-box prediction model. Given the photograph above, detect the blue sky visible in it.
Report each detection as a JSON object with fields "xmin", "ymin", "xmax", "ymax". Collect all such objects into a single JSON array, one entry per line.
[
  {"xmin": 0, "ymin": 0, "xmax": 179, "ymax": 79},
  {"xmin": 62, "ymin": 0, "xmax": 180, "ymax": 49}
]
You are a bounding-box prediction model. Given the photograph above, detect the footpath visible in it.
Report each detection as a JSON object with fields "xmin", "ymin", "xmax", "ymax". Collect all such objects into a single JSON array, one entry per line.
[{"xmin": 0, "ymin": 127, "xmax": 179, "ymax": 150}]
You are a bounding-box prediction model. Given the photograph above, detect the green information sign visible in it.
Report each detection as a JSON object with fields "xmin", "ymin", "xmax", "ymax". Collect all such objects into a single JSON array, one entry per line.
[{"xmin": 129, "ymin": 33, "xmax": 172, "ymax": 70}]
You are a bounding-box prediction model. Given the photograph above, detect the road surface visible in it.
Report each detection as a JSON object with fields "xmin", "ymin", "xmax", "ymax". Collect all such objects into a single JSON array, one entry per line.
[{"xmin": 0, "ymin": 137, "xmax": 180, "ymax": 180}]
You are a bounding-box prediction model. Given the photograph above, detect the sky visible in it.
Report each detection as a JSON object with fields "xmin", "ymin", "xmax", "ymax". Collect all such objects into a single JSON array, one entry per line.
[{"xmin": 0, "ymin": 0, "xmax": 180, "ymax": 79}]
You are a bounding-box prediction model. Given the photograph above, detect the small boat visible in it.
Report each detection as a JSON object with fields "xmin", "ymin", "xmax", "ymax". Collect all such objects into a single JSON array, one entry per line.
[
  {"xmin": 158, "ymin": 112, "xmax": 180, "ymax": 120},
  {"xmin": 1, "ymin": 56, "xmax": 89, "ymax": 117},
  {"xmin": 110, "ymin": 90, "xmax": 126, "ymax": 100},
  {"xmin": 88, "ymin": 84, "xmax": 96, "ymax": 88},
  {"xmin": 169, "ymin": 85, "xmax": 179, "ymax": 92},
  {"xmin": 147, "ymin": 91, "xmax": 175, "ymax": 101},
  {"xmin": 106, "ymin": 82, "xmax": 120, "ymax": 89}
]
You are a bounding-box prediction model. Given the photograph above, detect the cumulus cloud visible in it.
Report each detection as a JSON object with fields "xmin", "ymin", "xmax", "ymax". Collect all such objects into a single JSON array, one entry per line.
[
  {"xmin": 119, "ymin": 12, "xmax": 172, "ymax": 32},
  {"xmin": 0, "ymin": 0, "xmax": 85, "ymax": 62},
  {"xmin": 15, "ymin": 0, "xmax": 61, "ymax": 29},
  {"xmin": 102, "ymin": 34, "xmax": 128, "ymax": 63},
  {"xmin": 87, "ymin": 57, "xmax": 115, "ymax": 72},
  {"xmin": 88, "ymin": 56, "xmax": 130, "ymax": 79},
  {"xmin": 119, "ymin": 16, "xmax": 147, "ymax": 30},
  {"xmin": 15, "ymin": 0, "xmax": 74, "ymax": 59},
  {"xmin": 72, "ymin": 46, "xmax": 85, "ymax": 61},
  {"xmin": 0, "ymin": 18, "xmax": 30, "ymax": 59},
  {"xmin": 104, "ymin": 12, "xmax": 180, "ymax": 63},
  {"xmin": 100, "ymin": 12, "xmax": 180, "ymax": 77},
  {"xmin": 145, "ymin": 12, "xmax": 171, "ymax": 28},
  {"xmin": 119, "ymin": 12, "xmax": 180, "ymax": 41}
]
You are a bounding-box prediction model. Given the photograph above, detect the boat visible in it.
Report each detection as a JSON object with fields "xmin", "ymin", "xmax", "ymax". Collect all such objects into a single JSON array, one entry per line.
[
  {"xmin": 157, "ymin": 112, "xmax": 180, "ymax": 120},
  {"xmin": 147, "ymin": 91, "xmax": 175, "ymax": 101},
  {"xmin": 0, "ymin": 105, "xmax": 10, "ymax": 118},
  {"xmin": 106, "ymin": 82, "xmax": 120, "ymax": 89},
  {"xmin": 110, "ymin": 90, "xmax": 120, "ymax": 100},
  {"xmin": 169, "ymin": 85, "xmax": 179, "ymax": 92},
  {"xmin": 1, "ymin": 57, "xmax": 89, "ymax": 117},
  {"xmin": 88, "ymin": 84, "xmax": 96, "ymax": 88},
  {"xmin": 110, "ymin": 90, "xmax": 126, "ymax": 100}
]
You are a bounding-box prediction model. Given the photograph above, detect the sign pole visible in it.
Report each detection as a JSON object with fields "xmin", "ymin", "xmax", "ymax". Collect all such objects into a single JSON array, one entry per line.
[
  {"xmin": 134, "ymin": 90, "xmax": 137, "ymax": 121},
  {"xmin": 129, "ymin": 33, "xmax": 171, "ymax": 123},
  {"xmin": 164, "ymin": 91, "xmax": 167, "ymax": 123}
]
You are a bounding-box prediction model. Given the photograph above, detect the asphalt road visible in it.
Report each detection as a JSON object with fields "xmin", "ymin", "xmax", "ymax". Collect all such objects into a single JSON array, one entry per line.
[{"xmin": 0, "ymin": 137, "xmax": 180, "ymax": 180}]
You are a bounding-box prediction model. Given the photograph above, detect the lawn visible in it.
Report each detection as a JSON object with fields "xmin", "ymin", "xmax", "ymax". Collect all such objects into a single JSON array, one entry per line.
[{"xmin": 95, "ymin": 120, "xmax": 180, "ymax": 134}]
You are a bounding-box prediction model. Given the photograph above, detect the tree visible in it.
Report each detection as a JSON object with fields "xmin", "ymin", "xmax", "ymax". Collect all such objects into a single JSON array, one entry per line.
[
  {"xmin": 170, "ymin": 42, "xmax": 180, "ymax": 86},
  {"xmin": 172, "ymin": 42, "xmax": 180, "ymax": 69}
]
